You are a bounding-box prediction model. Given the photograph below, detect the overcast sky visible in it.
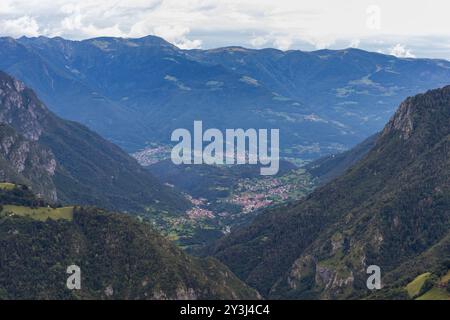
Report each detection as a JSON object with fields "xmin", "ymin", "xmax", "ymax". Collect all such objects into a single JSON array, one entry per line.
[{"xmin": 1, "ymin": 0, "xmax": 450, "ymax": 59}]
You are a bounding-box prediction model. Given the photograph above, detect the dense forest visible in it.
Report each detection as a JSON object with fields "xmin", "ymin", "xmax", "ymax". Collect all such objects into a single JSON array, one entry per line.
[{"xmin": 0, "ymin": 185, "xmax": 259, "ymax": 300}]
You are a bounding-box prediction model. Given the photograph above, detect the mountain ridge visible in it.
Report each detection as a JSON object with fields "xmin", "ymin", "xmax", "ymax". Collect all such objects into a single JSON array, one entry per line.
[{"xmin": 3, "ymin": 35, "xmax": 450, "ymax": 159}]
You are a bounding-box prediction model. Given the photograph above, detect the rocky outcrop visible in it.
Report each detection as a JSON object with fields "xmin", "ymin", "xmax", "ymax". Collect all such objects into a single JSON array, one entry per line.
[
  {"xmin": 0, "ymin": 124, "xmax": 57, "ymax": 202},
  {"xmin": 383, "ymin": 100, "xmax": 414, "ymax": 139},
  {"xmin": 0, "ymin": 73, "xmax": 48, "ymax": 141}
]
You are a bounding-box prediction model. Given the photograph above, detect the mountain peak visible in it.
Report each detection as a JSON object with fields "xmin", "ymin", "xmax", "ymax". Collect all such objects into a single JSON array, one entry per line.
[
  {"xmin": 134, "ymin": 34, "xmax": 177, "ymax": 46},
  {"xmin": 82, "ymin": 35, "xmax": 178, "ymax": 51},
  {"xmin": 382, "ymin": 85, "xmax": 450, "ymax": 140}
]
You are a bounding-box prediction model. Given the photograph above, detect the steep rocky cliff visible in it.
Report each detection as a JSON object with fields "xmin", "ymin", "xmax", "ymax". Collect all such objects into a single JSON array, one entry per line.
[{"xmin": 0, "ymin": 124, "xmax": 57, "ymax": 201}]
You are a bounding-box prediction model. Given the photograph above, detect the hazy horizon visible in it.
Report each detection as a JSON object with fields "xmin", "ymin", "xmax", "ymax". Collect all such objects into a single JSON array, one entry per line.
[{"xmin": 1, "ymin": 0, "xmax": 450, "ymax": 60}]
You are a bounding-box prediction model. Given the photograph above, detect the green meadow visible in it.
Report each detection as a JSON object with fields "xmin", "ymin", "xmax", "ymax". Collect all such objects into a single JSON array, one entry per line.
[
  {"xmin": 0, "ymin": 182, "xmax": 18, "ymax": 190},
  {"xmin": 406, "ymin": 272, "xmax": 432, "ymax": 298},
  {"xmin": 1, "ymin": 205, "xmax": 74, "ymax": 221},
  {"xmin": 405, "ymin": 271, "xmax": 450, "ymax": 300}
]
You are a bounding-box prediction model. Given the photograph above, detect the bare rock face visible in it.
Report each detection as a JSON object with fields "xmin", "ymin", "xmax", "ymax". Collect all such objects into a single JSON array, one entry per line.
[
  {"xmin": 104, "ymin": 285, "xmax": 114, "ymax": 297},
  {"xmin": 0, "ymin": 72, "xmax": 58, "ymax": 202},
  {"xmin": 0, "ymin": 74, "xmax": 48, "ymax": 141},
  {"xmin": 383, "ymin": 85, "xmax": 450, "ymax": 142},
  {"xmin": 0, "ymin": 124, "xmax": 58, "ymax": 202},
  {"xmin": 382, "ymin": 99, "xmax": 414, "ymax": 140},
  {"xmin": 175, "ymin": 286, "xmax": 198, "ymax": 300},
  {"xmin": 286, "ymin": 255, "xmax": 316, "ymax": 290}
]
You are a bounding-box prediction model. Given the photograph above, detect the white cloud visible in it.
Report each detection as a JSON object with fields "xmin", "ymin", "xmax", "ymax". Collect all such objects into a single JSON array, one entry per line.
[
  {"xmin": 176, "ymin": 38, "xmax": 202, "ymax": 50},
  {"xmin": 273, "ymin": 36, "xmax": 293, "ymax": 51},
  {"xmin": 389, "ymin": 44, "xmax": 415, "ymax": 58},
  {"xmin": 0, "ymin": 1, "xmax": 14, "ymax": 14},
  {"xmin": 60, "ymin": 11, "xmax": 82, "ymax": 31},
  {"xmin": 250, "ymin": 36, "xmax": 269, "ymax": 48},
  {"xmin": 350, "ymin": 39, "xmax": 361, "ymax": 48},
  {"xmin": 0, "ymin": 16, "xmax": 40, "ymax": 37},
  {"xmin": 82, "ymin": 24, "xmax": 124, "ymax": 38},
  {"xmin": 307, "ymin": 36, "xmax": 336, "ymax": 50},
  {"xmin": 151, "ymin": 25, "xmax": 202, "ymax": 49}
]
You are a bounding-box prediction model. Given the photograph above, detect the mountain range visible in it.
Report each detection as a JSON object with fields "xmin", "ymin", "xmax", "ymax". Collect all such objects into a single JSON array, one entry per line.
[
  {"xmin": 2, "ymin": 36, "xmax": 450, "ymax": 158},
  {"xmin": 1, "ymin": 34, "xmax": 449, "ymax": 301}
]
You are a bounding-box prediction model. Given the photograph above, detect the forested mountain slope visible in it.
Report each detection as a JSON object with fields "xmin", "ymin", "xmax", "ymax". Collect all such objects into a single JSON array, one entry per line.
[
  {"xmin": 0, "ymin": 184, "xmax": 258, "ymax": 300},
  {"xmin": 211, "ymin": 86, "xmax": 450, "ymax": 299}
]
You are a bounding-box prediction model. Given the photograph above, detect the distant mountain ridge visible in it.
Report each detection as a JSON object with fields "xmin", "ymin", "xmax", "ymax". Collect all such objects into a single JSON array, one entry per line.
[
  {"xmin": 0, "ymin": 71, "xmax": 189, "ymax": 213},
  {"xmin": 210, "ymin": 86, "xmax": 450, "ymax": 299},
  {"xmin": 2, "ymin": 36, "xmax": 450, "ymax": 158}
]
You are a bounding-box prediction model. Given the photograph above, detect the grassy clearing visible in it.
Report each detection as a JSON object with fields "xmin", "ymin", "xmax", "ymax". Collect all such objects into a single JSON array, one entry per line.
[
  {"xmin": 440, "ymin": 270, "xmax": 450, "ymax": 285},
  {"xmin": 0, "ymin": 182, "xmax": 17, "ymax": 190},
  {"xmin": 416, "ymin": 287, "xmax": 449, "ymax": 300},
  {"xmin": 406, "ymin": 272, "xmax": 431, "ymax": 298},
  {"xmin": 1, "ymin": 205, "xmax": 74, "ymax": 221}
]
